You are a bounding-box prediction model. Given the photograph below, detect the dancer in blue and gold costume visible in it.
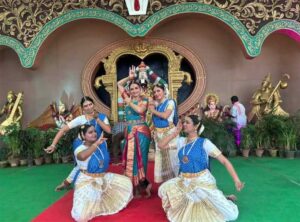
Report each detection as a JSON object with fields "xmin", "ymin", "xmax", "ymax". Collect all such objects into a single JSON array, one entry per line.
[
  {"xmin": 148, "ymin": 84, "xmax": 179, "ymax": 183},
  {"xmin": 45, "ymin": 96, "xmax": 111, "ymax": 190},
  {"xmin": 158, "ymin": 115, "xmax": 244, "ymax": 222},
  {"xmin": 71, "ymin": 124, "xmax": 132, "ymax": 221}
]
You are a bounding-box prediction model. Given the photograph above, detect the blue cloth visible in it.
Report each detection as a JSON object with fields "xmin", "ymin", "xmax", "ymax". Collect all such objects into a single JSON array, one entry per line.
[
  {"xmin": 152, "ymin": 99, "xmax": 178, "ymax": 128},
  {"xmin": 87, "ymin": 142, "xmax": 110, "ymax": 173},
  {"xmin": 152, "ymin": 99, "xmax": 171, "ymax": 128},
  {"xmin": 73, "ymin": 113, "xmax": 109, "ymax": 175},
  {"xmin": 178, "ymin": 138, "xmax": 208, "ymax": 173}
]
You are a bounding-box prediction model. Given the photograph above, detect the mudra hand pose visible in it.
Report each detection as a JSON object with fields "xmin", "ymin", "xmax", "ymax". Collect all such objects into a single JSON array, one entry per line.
[
  {"xmin": 118, "ymin": 71, "xmax": 152, "ymax": 198},
  {"xmin": 148, "ymin": 84, "xmax": 179, "ymax": 183},
  {"xmin": 44, "ymin": 96, "xmax": 111, "ymax": 191},
  {"xmin": 71, "ymin": 124, "xmax": 132, "ymax": 221},
  {"xmin": 158, "ymin": 115, "xmax": 244, "ymax": 222}
]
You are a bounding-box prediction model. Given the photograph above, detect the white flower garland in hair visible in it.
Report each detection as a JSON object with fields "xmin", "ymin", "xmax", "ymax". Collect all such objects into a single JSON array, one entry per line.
[{"xmin": 198, "ymin": 124, "xmax": 205, "ymax": 136}]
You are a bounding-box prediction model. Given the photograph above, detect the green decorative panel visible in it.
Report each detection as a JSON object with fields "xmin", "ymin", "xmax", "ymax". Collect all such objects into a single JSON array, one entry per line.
[{"xmin": 0, "ymin": 2, "xmax": 299, "ymax": 68}]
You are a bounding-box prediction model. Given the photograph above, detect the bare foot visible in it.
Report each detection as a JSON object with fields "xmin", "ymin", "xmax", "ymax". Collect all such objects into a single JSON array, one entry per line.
[
  {"xmin": 145, "ymin": 183, "xmax": 152, "ymax": 199},
  {"xmin": 134, "ymin": 187, "xmax": 142, "ymax": 199},
  {"xmin": 226, "ymin": 194, "xmax": 237, "ymax": 202}
]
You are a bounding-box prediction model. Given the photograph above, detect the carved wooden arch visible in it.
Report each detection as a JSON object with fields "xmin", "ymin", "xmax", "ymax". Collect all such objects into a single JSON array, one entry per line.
[{"xmin": 82, "ymin": 38, "xmax": 206, "ymax": 121}]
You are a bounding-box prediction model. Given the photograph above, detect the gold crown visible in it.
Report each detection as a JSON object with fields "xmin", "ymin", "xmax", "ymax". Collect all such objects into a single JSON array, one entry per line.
[{"xmin": 204, "ymin": 93, "xmax": 219, "ymax": 107}]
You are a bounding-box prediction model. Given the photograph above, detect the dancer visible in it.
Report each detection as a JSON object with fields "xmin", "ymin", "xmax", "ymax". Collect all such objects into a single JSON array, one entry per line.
[
  {"xmin": 158, "ymin": 115, "xmax": 244, "ymax": 222},
  {"xmin": 148, "ymin": 83, "xmax": 179, "ymax": 183},
  {"xmin": 44, "ymin": 96, "xmax": 111, "ymax": 190},
  {"xmin": 71, "ymin": 124, "xmax": 132, "ymax": 221},
  {"xmin": 117, "ymin": 70, "xmax": 152, "ymax": 198}
]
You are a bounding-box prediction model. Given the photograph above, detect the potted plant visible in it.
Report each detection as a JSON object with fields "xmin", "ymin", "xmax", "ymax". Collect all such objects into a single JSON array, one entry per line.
[
  {"xmin": 57, "ymin": 128, "xmax": 77, "ymax": 163},
  {"xmin": 254, "ymin": 123, "xmax": 265, "ymax": 157},
  {"xmin": 291, "ymin": 110, "xmax": 300, "ymax": 158},
  {"xmin": 202, "ymin": 119, "xmax": 236, "ymax": 156},
  {"xmin": 53, "ymin": 152, "xmax": 62, "ymax": 163},
  {"xmin": 261, "ymin": 114, "xmax": 289, "ymax": 157},
  {"xmin": 0, "ymin": 146, "xmax": 8, "ymax": 168},
  {"xmin": 25, "ymin": 128, "xmax": 46, "ymax": 165},
  {"xmin": 240, "ymin": 124, "xmax": 255, "ymax": 158},
  {"xmin": 1, "ymin": 124, "xmax": 22, "ymax": 167},
  {"xmin": 280, "ymin": 118, "xmax": 298, "ymax": 159},
  {"xmin": 44, "ymin": 128, "xmax": 58, "ymax": 164}
]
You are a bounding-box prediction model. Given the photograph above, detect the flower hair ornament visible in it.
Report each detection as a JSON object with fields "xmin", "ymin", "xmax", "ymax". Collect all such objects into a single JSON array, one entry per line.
[{"xmin": 196, "ymin": 116, "xmax": 205, "ymax": 136}]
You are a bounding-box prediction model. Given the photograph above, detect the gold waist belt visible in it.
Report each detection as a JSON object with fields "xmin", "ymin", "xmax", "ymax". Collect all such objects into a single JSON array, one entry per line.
[
  {"xmin": 80, "ymin": 170, "xmax": 105, "ymax": 178},
  {"xmin": 127, "ymin": 119, "xmax": 145, "ymax": 125},
  {"xmin": 155, "ymin": 123, "xmax": 175, "ymax": 133},
  {"xmin": 180, "ymin": 170, "xmax": 208, "ymax": 178}
]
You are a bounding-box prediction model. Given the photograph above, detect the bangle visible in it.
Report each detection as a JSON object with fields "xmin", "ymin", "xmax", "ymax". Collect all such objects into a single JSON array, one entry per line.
[{"xmin": 50, "ymin": 144, "xmax": 56, "ymax": 149}]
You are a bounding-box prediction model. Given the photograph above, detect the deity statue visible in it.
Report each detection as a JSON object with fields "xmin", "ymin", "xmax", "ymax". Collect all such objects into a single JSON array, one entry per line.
[
  {"xmin": 247, "ymin": 73, "xmax": 290, "ymax": 122},
  {"xmin": 202, "ymin": 93, "xmax": 222, "ymax": 121},
  {"xmin": 0, "ymin": 91, "xmax": 23, "ymax": 134},
  {"xmin": 29, "ymin": 97, "xmax": 81, "ymax": 130},
  {"xmin": 129, "ymin": 61, "xmax": 169, "ymax": 98},
  {"xmin": 52, "ymin": 101, "xmax": 74, "ymax": 129}
]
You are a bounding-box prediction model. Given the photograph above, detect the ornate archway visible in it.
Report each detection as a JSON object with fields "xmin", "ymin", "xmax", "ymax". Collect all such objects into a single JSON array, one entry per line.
[{"xmin": 82, "ymin": 38, "xmax": 206, "ymax": 122}]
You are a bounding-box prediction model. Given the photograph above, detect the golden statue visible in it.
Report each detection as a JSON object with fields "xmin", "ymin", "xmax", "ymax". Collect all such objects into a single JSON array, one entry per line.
[
  {"xmin": 29, "ymin": 98, "xmax": 81, "ymax": 130},
  {"xmin": 202, "ymin": 93, "xmax": 222, "ymax": 121},
  {"xmin": 247, "ymin": 73, "xmax": 290, "ymax": 122},
  {"xmin": 0, "ymin": 91, "xmax": 23, "ymax": 134}
]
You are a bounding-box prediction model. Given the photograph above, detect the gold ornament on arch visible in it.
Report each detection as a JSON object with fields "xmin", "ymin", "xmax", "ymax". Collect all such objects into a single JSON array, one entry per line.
[{"xmin": 82, "ymin": 38, "xmax": 206, "ymax": 123}]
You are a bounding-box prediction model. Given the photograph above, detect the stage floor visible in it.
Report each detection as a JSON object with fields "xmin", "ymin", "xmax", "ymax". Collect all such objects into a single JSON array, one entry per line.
[{"xmin": 1, "ymin": 157, "xmax": 300, "ymax": 222}]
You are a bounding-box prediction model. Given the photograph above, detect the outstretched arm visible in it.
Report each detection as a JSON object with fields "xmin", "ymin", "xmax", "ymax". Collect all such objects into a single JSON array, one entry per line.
[
  {"xmin": 44, "ymin": 124, "xmax": 70, "ymax": 153},
  {"xmin": 216, "ymin": 154, "xmax": 244, "ymax": 191}
]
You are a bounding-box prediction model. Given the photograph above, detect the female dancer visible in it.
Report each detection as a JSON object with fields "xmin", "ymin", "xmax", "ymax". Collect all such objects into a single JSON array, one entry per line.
[
  {"xmin": 72, "ymin": 124, "xmax": 132, "ymax": 221},
  {"xmin": 117, "ymin": 72, "xmax": 152, "ymax": 198},
  {"xmin": 44, "ymin": 96, "xmax": 111, "ymax": 190},
  {"xmin": 158, "ymin": 115, "xmax": 244, "ymax": 222},
  {"xmin": 148, "ymin": 84, "xmax": 179, "ymax": 183}
]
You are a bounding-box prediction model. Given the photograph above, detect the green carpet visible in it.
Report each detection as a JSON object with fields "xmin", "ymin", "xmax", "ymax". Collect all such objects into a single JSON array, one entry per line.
[{"xmin": 0, "ymin": 158, "xmax": 300, "ymax": 222}]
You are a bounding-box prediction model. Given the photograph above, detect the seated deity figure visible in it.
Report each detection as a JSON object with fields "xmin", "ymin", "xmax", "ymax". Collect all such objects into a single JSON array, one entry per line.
[
  {"xmin": 248, "ymin": 74, "xmax": 289, "ymax": 122},
  {"xmin": 202, "ymin": 93, "xmax": 222, "ymax": 121},
  {"xmin": 0, "ymin": 91, "xmax": 23, "ymax": 129},
  {"xmin": 52, "ymin": 101, "xmax": 74, "ymax": 129}
]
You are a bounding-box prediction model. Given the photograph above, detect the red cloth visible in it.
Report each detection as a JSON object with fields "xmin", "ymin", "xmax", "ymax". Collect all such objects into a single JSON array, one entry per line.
[{"xmin": 32, "ymin": 162, "xmax": 168, "ymax": 222}]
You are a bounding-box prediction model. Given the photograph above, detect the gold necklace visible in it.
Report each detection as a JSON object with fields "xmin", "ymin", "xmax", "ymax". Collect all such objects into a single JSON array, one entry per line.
[{"xmin": 182, "ymin": 138, "xmax": 198, "ymax": 164}]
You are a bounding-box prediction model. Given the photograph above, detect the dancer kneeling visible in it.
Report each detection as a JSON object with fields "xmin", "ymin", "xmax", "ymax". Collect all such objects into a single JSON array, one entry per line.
[
  {"xmin": 158, "ymin": 115, "xmax": 244, "ymax": 222},
  {"xmin": 71, "ymin": 124, "xmax": 133, "ymax": 221}
]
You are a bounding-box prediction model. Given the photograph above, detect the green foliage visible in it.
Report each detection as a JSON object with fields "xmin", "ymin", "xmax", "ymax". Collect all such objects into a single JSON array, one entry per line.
[
  {"xmin": 254, "ymin": 114, "xmax": 299, "ymax": 151},
  {"xmin": 0, "ymin": 147, "xmax": 8, "ymax": 161},
  {"xmin": 44, "ymin": 128, "xmax": 58, "ymax": 147},
  {"xmin": 23, "ymin": 128, "xmax": 46, "ymax": 158},
  {"xmin": 57, "ymin": 128, "xmax": 78, "ymax": 157},
  {"xmin": 255, "ymin": 114, "xmax": 287, "ymax": 149},
  {"xmin": 1, "ymin": 124, "xmax": 22, "ymax": 158},
  {"xmin": 291, "ymin": 110, "xmax": 300, "ymax": 149},
  {"xmin": 240, "ymin": 124, "xmax": 255, "ymax": 150},
  {"xmin": 201, "ymin": 118, "xmax": 236, "ymax": 154},
  {"xmin": 279, "ymin": 118, "xmax": 298, "ymax": 151}
]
